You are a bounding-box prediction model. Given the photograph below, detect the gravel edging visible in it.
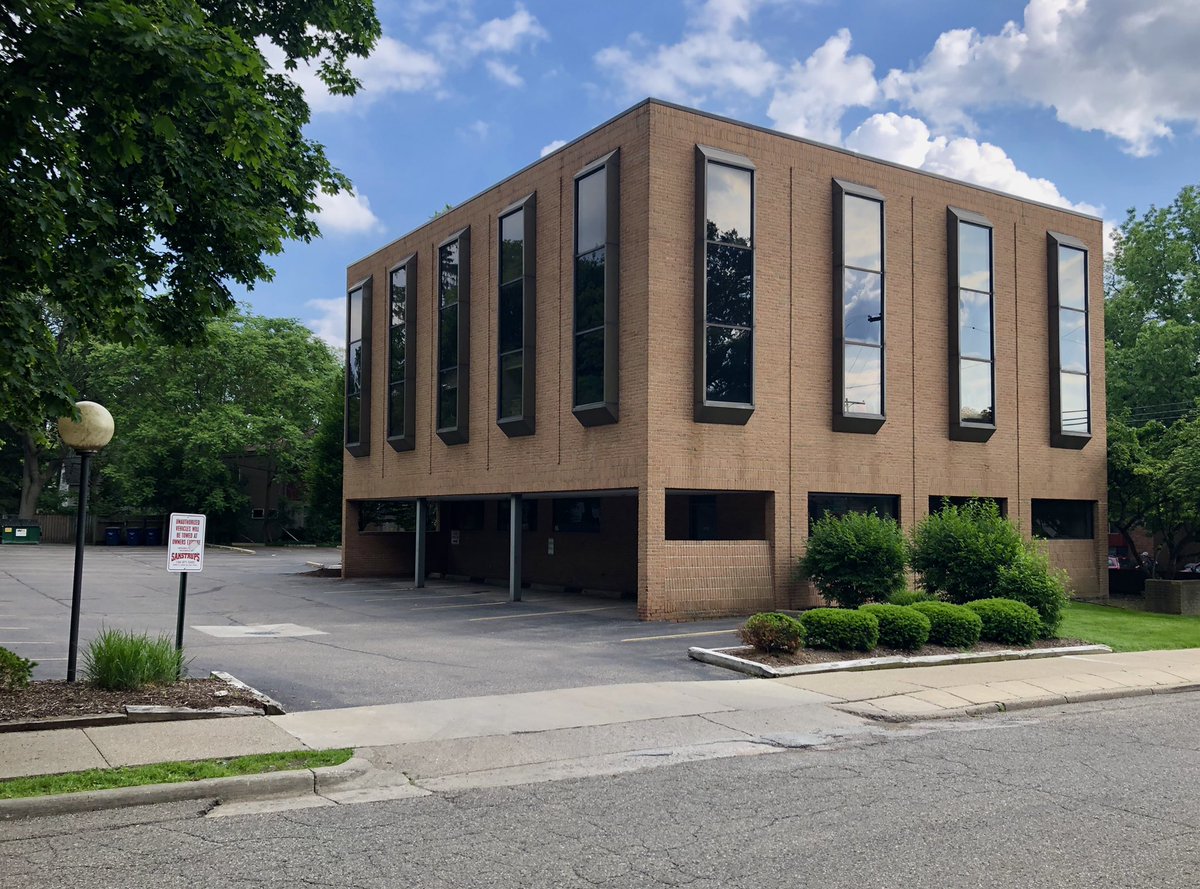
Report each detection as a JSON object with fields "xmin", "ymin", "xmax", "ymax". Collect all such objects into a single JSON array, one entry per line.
[
  {"xmin": 0, "ymin": 754, "xmax": 374, "ymax": 821},
  {"xmin": 688, "ymin": 643, "xmax": 1113, "ymax": 677}
]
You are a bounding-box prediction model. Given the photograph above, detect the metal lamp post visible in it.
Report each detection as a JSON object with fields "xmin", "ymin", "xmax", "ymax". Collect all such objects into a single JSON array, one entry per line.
[{"xmin": 57, "ymin": 401, "xmax": 115, "ymax": 682}]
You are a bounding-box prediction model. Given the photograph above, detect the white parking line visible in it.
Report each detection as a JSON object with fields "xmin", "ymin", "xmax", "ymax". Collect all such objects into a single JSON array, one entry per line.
[
  {"xmin": 362, "ymin": 592, "xmax": 489, "ymax": 602},
  {"xmin": 0, "ymin": 626, "xmax": 30, "ymax": 630},
  {"xmin": 620, "ymin": 628, "xmax": 740, "ymax": 643},
  {"xmin": 0, "ymin": 641, "xmax": 59, "ymax": 645},
  {"xmin": 410, "ymin": 601, "xmax": 508, "ymax": 611},
  {"xmin": 468, "ymin": 606, "xmax": 620, "ymax": 622}
]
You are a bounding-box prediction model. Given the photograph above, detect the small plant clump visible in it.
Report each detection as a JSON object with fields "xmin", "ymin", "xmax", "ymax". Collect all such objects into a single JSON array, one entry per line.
[
  {"xmin": 911, "ymin": 601, "xmax": 983, "ymax": 648},
  {"xmin": 0, "ymin": 646, "xmax": 37, "ymax": 689},
  {"xmin": 800, "ymin": 510, "xmax": 909, "ymax": 608},
  {"xmin": 859, "ymin": 604, "xmax": 931, "ymax": 651},
  {"xmin": 82, "ymin": 629, "xmax": 189, "ymax": 691},
  {"xmin": 738, "ymin": 612, "xmax": 805, "ymax": 654},
  {"xmin": 800, "ymin": 608, "xmax": 880, "ymax": 652},
  {"xmin": 965, "ymin": 598, "xmax": 1043, "ymax": 646}
]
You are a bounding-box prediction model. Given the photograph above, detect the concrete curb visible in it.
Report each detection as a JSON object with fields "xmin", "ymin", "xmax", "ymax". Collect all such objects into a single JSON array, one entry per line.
[
  {"xmin": 0, "ymin": 755, "xmax": 370, "ymax": 821},
  {"xmin": 688, "ymin": 644, "xmax": 1113, "ymax": 678},
  {"xmin": 211, "ymin": 671, "xmax": 287, "ymax": 716},
  {"xmin": 205, "ymin": 544, "xmax": 256, "ymax": 555},
  {"xmin": 834, "ymin": 682, "xmax": 1200, "ymax": 724}
]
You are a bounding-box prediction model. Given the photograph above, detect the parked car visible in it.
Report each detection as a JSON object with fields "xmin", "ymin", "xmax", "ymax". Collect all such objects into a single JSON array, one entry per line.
[
  {"xmin": 1180, "ymin": 563, "xmax": 1200, "ymax": 575},
  {"xmin": 1108, "ymin": 556, "xmax": 1121, "ymax": 569}
]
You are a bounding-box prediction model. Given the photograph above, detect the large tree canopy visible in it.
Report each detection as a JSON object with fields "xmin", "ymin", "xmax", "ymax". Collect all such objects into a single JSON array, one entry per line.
[{"xmin": 0, "ymin": 0, "xmax": 378, "ymax": 426}]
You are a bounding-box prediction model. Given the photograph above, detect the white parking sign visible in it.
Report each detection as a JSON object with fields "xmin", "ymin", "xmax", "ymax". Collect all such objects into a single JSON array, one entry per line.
[{"xmin": 167, "ymin": 513, "xmax": 206, "ymax": 573}]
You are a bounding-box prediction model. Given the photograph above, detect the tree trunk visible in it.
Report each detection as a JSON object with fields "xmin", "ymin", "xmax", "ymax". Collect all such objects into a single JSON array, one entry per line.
[{"xmin": 18, "ymin": 428, "xmax": 64, "ymax": 519}]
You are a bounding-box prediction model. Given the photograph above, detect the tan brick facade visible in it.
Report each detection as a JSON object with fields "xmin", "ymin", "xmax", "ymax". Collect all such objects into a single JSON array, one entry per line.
[{"xmin": 343, "ymin": 100, "xmax": 1107, "ymax": 620}]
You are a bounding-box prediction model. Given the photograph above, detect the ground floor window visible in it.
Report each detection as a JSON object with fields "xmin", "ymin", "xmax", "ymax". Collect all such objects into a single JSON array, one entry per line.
[
  {"xmin": 553, "ymin": 498, "xmax": 602, "ymax": 533},
  {"xmin": 665, "ymin": 491, "xmax": 769, "ymax": 540},
  {"xmin": 808, "ymin": 493, "xmax": 899, "ymax": 532},
  {"xmin": 928, "ymin": 495, "xmax": 1007, "ymax": 517},
  {"xmin": 1032, "ymin": 499, "xmax": 1094, "ymax": 539},
  {"xmin": 497, "ymin": 499, "xmax": 539, "ymax": 532},
  {"xmin": 356, "ymin": 500, "xmax": 439, "ymax": 533}
]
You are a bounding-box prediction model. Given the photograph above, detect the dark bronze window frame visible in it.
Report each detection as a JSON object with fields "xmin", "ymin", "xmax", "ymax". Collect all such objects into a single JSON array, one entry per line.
[
  {"xmin": 1031, "ymin": 498, "xmax": 1095, "ymax": 540},
  {"xmin": 344, "ymin": 275, "xmax": 372, "ymax": 458},
  {"xmin": 436, "ymin": 227, "xmax": 471, "ymax": 446},
  {"xmin": 948, "ymin": 206, "xmax": 997, "ymax": 443},
  {"xmin": 1047, "ymin": 231, "xmax": 1092, "ymax": 449},
  {"xmin": 807, "ymin": 492, "xmax": 901, "ymax": 532},
  {"xmin": 694, "ymin": 144, "xmax": 755, "ymax": 425},
  {"xmin": 833, "ymin": 179, "xmax": 886, "ymax": 434},
  {"xmin": 572, "ymin": 149, "xmax": 620, "ymax": 427},
  {"xmin": 386, "ymin": 254, "xmax": 417, "ymax": 453},
  {"xmin": 497, "ymin": 192, "xmax": 537, "ymax": 437}
]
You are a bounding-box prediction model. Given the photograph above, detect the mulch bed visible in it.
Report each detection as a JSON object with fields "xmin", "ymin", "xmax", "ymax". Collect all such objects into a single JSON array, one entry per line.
[
  {"xmin": 737, "ymin": 637, "xmax": 1088, "ymax": 668},
  {"xmin": 0, "ymin": 679, "xmax": 265, "ymax": 722}
]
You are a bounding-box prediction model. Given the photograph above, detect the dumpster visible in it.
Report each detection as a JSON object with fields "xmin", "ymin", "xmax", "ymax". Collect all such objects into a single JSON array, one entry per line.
[
  {"xmin": 2, "ymin": 523, "xmax": 41, "ymax": 545},
  {"xmin": 105, "ymin": 526, "xmax": 122, "ymax": 546},
  {"xmin": 125, "ymin": 527, "xmax": 144, "ymax": 546},
  {"xmin": 145, "ymin": 527, "xmax": 162, "ymax": 546}
]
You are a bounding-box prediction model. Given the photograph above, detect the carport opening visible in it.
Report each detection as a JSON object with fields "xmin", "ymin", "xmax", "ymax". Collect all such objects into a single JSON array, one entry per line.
[{"xmin": 665, "ymin": 491, "xmax": 769, "ymax": 541}]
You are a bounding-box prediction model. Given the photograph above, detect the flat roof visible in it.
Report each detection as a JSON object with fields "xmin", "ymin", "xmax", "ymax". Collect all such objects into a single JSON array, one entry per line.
[{"xmin": 348, "ymin": 97, "xmax": 1101, "ymax": 270}]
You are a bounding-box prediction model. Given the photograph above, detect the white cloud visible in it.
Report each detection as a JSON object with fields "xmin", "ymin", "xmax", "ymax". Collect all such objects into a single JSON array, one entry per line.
[
  {"xmin": 485, "ymin": 59, "xmax": 524, "ymax": 87},
  {"xmin": 882, "ymin": 0, "xmax": 1200, "ymax": 156},
  {"xmin": 463, "ymin": 4, "xmax": 548, "ymax": 54},
  {"xmin": 766, "ymin": 29, "xmax": 879, "ymax": 144},
  {"xmin": 305, "ymin": 297, "xmax": 346, "ymax": 350},
  {"xmin": 539, "ymin": 138, "xmax": 567, "ymax": 157},
  {"xmin": 595, "ymin": 0, "xmax": 780, "ymax": 104},
  {"xmin": 846, "ymin": 113, "xmax": 1101, "ymax": 217},
  {"xmin": 314, "ymin": 189, "xmax": 382, "ymax": 235}
]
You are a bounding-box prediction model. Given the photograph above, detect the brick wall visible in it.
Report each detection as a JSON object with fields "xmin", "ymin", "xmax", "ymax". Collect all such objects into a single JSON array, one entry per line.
[{"xmin": 655, "ymin": 540, "xmax": 774, "ymax": 620}]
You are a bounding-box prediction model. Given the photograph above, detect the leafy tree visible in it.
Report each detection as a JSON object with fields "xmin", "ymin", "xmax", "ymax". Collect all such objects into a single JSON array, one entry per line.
[
  {"xmin": 84, "ymin": 312, "xmax": 341, "ymax": 541},
  {"xmin": 0, "ymin": 0, "xmax": 379, "ymax": 427},
  {"xmin": 304, "ymin": 374, "xmax": 346, "ymax": 544}
]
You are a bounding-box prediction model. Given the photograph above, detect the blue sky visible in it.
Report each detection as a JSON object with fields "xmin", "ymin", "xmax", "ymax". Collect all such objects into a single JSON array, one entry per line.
[{"xmin": 239, "ymin": 0, "xmax": 1200, "ymax": 347}]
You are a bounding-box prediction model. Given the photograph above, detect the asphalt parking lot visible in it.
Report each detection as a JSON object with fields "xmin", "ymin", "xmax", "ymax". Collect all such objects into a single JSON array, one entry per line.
[{"xmin": 0, "ymin": 544, "xmax": 744, "ymax": 711}]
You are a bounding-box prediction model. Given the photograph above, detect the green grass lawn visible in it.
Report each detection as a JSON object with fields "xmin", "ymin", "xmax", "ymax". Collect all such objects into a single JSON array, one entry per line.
[
  {"xmin": 0, "ymin": 748, "xmax": 353, "ymax": 801},
  {"xmin": 1060, "ymin": 602, "xmax": 1200, "ymax": 653}
]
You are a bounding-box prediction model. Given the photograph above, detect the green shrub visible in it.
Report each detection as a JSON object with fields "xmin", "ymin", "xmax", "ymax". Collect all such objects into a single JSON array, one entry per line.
[
  {"xmin": 800, "ymin": 511, "xmax": 908, "ymax": 608},
  {"xmin": 911, "ymin": 601, "xmax": 983, "ymax": 648},
  {"xmin": 0, "ymin": 646, "xmax": 36, "ymax": 688},
  {"xmin": 964, "ymin": 598, "xmax": 1042, "ymax": 646},
  {"xmin": 888, "ymin": 590, "xmax": 933, "ymax": 606},
  {"xmin": 738, "ymin": 612, "xmax": 805, "ymax": 654},
  {"xmin": 859, "ymin": 604, "xmax": 931, "ymax": 651},
  {"xmin": 800, "ymin": 609, "xmax": 880, "ymax": 652},
  {"xmin": 82, "ymin": 629, "xmax": 188, "ymax": 691},
  {"xmin": 909, "ymin": 500, "xmax": 1024, "ymax": 603},
  {"xmin": 995, "ymin": 548, "xmax": 1070, "ymax": 637}
]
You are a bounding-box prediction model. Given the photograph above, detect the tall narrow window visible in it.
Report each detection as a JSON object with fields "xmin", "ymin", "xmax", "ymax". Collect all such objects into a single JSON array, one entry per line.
[
  {"xmin": 344, "ymin": 276, "xmax": 372, "ymax": 456},
  {"xmin": 695, "ymin": 145, "xmax": 754, "ymax": 424},
  {"xmin": 948, "ymin": 208, "xmax": 996, "ymax": 442},
  {"xmin": 573, "ymin": 150, "xmax": 619, "ymax": 426},
  {"xmin": 387, "ymin": 255, "xmax": 417, "ymax": 452},
  {"xmin": 833, "ymin": 180, "xmax": 885, "ymax": 433},
  {"xmin": 436, "ymin": 228, "xmax": 470, "ymax": 445},
  {"xmin": 497, "ymin": 193, "xmax": 536, "ymax": 437},
  {"xmin": 1048, "ymin": 232, "xmax": 1091, "ymax": 448}
]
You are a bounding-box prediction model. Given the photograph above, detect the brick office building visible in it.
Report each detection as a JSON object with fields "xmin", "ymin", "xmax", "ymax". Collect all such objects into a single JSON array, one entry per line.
[{"xmin": 341, "ymin": 99, "xmax": 1106, "ymax": 620}]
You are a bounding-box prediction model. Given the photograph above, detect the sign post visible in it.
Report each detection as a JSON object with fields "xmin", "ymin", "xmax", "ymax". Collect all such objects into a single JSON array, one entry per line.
[{"xmin": 167, "ymin": 513, "xmax": 206, "ymax": 659}]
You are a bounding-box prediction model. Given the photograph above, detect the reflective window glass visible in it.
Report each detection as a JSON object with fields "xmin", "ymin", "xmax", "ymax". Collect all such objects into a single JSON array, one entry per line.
[
  {"xmin": 705, "ymin": 243, "xmax": 752, "ymax": 327},
  {"xmin": 437, "ymin": 369, "xmax": 457, "ymax": 430},
  {"xmin": 959, "ymin": 358, "xmax": 994, "ymax": 423},
  {"xmin": 705, "ymin": 326, "xmax": 752, "ymax": 404},
  {"xmin": 844, "ymin": 269, "xmax": 882, "ymax": 344},
  {"xmin": 576, "ymin": 168, "xmax": 607, "ymax": 254},
  {"xmin": 500, "ymin": 209, "xmax": 524, "ymax": 284},
  {"xmin": 843, "ymin": 344, "xmax": 882, "ymax": 415},
  {"xmin": 499, "ymin": 280, "xmax": 523, "ymax": 355},
  {"xmin": 575, "ymin": 328, "xmax": 605, "ymax": 406},
  {"xmin": 500, "ymin": 352, "xmax": 523, "ymax": 420},
  {"xmin": 1059, "ymin": 307, "xmax": 1087, "ymax": 373},
  {"xmin": 1061, "ymin": 372, "xmax": 1089, "ymax": 433},
  {"xmin": 958, "ymin": 222, "xmax": 992, "ymax": 292},
  {"xmin": 959, "ymin": 290, "xmax": 992, "ymax": 360},
  {"xmin": 348, "ymin": 288, "xmax": 362, "ymax": 341},
  {"xmin": 388, "ymin": 385, "xmax": 405, "ymax": 438},
  {"xmin": 389, "ymin": 326, "xmax": 405, "ymax": 380},
  {"xmin": 706, "ymin": 163, "xmax": 752, "ymax": 246},
  {"xmin": 347, "ymin": 341, "xmax": 362, "ymax": 395},
  {"xmin": 1058, "ymin": 245, "xmax": 1086, "ymax": 310},
  {"xmin": 438, "ymin": 305, "xmax": 457, "ymax": 370},
  {"xmin": 843, "ymin": 195, "xmax": 882, "ymax": 272},
  {"xmin": 574, "ymin": 248, "xmax": 606, "ymax": 331},
  {"xmin": 390, "ymin": 271, "xmax": 406, "ymax": 327},
  {"xmin": 439, "ymin": 242, "xmax": 459, "ymax": 307}
]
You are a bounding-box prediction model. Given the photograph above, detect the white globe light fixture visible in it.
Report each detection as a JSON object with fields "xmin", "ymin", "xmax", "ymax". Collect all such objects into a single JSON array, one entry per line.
[{"xmin": 57, "ymin": 401, "xmax": 115, "ymax": 681}]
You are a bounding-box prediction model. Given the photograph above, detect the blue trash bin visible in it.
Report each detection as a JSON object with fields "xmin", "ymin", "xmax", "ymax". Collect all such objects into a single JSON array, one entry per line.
[
  {"xmin": 105, "ymin": 527, "xmax": 122, "ymax": 546},
  {"xmin": 145, "ymin": 527, "xmax": 162, "ymax": 546},
  {"xmin": 126, "ymin": 527, "xmax": 144, "ymax": 546}
]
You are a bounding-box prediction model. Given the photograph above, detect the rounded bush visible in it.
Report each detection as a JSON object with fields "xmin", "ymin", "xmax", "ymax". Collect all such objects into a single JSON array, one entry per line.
[
  {"xmin": 859, "ymin": 604, "xmax": 931, "ymax": 651},
  {"xmin": 888, "ymin": 590, "xmax": 933, "ymax": 607},
  {"xmin": 995, "ymin": 548, "xmax": 1069, "ymax": 637},
  {"xmin": 738, "ymin": 612, "xmax": 805, "ymax": 654},
  {"xmin": 800, "ymin": 608, "xmax": 880, "ymax": 652},
  {"xmin": 911, "ymin": 601, "xmax": 983, "ymax": 649},
  {"xmin": 910, "ymin": 500, "xmax": 1024, "ymax": 603},
  {"xmin": 965, "ymin": 598, "xmax": 1042, "ymax": 646},
  {"xmin": 0, "ymin": 646, "xmax": 36, "ymax": 689},
  {"xmin": 800, "ymin": 510, "xmax": 909, "ymax": 608}
]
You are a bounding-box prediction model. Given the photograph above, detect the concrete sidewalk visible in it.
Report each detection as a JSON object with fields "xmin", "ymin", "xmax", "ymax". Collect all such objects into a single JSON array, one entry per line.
[{"xmin": 4, "ymin": 649, "xmax": 1200, "ymax": 790}]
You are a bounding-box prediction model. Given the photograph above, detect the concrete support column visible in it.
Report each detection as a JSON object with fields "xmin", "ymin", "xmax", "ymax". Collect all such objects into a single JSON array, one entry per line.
[
  {"xmin": 637, "ymin": 486, "xmax": 665, "ymax": 620},
  {"xmin": 508, "ymin": 493, "xmax": 523, "ymax": 602},
  {"xmin": 414, "ymin": 498, "xmax": 427, "ymax": 588}
]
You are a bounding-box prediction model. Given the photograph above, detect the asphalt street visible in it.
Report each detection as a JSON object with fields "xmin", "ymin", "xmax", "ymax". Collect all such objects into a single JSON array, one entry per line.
[
  {"xmin": 3, "ymin": 694, "xmax": 1198, "ymax": 887},
  {"xmin": 0, "ymin": 544, "xmax": 743, "ymax": 709}
]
